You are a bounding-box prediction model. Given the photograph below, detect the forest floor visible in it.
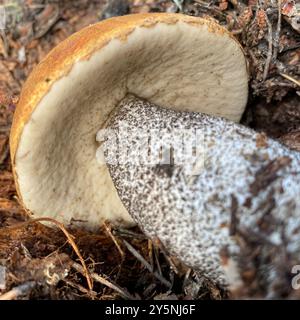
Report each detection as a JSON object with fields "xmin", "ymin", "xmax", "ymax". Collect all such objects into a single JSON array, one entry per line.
[{"xmin": 0, "ymin": 0, "xmax": 299, "ymax": 299}]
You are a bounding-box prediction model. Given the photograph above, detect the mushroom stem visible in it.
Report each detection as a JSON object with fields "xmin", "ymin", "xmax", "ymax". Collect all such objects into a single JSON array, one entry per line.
[{"xmin": 98, "ymin": 95, "xmax": 300, "ymax": 297}]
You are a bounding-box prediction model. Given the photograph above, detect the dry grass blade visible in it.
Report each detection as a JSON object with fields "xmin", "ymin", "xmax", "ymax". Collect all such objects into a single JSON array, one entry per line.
[
  {"xmin": 154, "ymin": 238, "xmax": 179, "ymax": 275},
  {"xmin": 263, "ymin": 12, "xmax": 273, "ymax": 81},
  {"xmin": 103, "ymin": 221, "xmax": 124, "ymax": 258},
  {"xmin": 0, "ymin": 217, "xmax": 93, "ymax": 291},
  {"xmin": 153, "ymin": 245, "xmax": 163, "ymax": 277},
  {"xmin": 280, "ymin": 73, "xmax": 300, "ymax": 87},
  {"xmin": 72, "ymin": 262, "xmax": 136, "ymax": 300},
  {"xmin": 123, "ymin": 239, "xmax": 171, "ymax": 288}
]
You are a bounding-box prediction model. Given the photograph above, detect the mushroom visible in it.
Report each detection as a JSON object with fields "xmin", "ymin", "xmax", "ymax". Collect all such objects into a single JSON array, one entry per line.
[
  {"xmin": 10, "ymin": 13, "xmax": 248, "ymax": 228},
  {"xmin": 10, "ymin": 12, "xmax": 300, "ymax": 297}
]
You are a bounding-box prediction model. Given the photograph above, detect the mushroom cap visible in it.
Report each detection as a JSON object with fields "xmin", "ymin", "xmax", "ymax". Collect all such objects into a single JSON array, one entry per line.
[{"xmin": 10, "ymin": 13, "xmax": 248, "ymax": 229}]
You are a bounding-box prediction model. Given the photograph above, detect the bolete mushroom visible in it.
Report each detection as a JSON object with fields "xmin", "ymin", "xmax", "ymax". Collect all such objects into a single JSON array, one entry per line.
[
  {"xmin": 10, "ymin": 12, "xmax": 300, "ymax": 297},
  {"xmin": 10, "ymin": 13, "xmax": 248, "ymax": 228}
]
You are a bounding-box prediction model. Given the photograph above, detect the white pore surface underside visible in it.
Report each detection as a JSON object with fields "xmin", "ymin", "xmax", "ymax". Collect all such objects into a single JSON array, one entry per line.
[{"xmin": 16, "ymin": 21, "xmax": 248, "ymax": 229}]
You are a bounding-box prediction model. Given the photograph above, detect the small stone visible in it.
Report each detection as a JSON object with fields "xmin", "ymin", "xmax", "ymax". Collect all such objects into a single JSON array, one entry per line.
[{"xmin": 100, "ymin": 0, "xmax": 130, "ymax": 20}]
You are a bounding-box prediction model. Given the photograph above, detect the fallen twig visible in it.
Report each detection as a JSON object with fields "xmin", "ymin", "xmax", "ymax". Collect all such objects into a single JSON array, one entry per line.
[
  {"xmin": 72, "ymin": 262, "xmax": 136, "ymax": 300},
  {"xmin": 0, "ymin": 281, "xmax": 36, "ymax": 300},
  {"xmin": 263, "ymin": 12, "xmax": 273, "ymax": 81},
  {"xmin": 0, "ymin": 141, "xmax": 9, "ymax": 166},
  {"xmin": 64, "ymin": 280, "xmax": 97, "ymax": 298},
  {"xmin": 123, "ymin": 239, "xmax": 172, "ymax": 288},
  {"xmin": 103, "ymin": 221, "xmax": 124, "ymax": 258},
  {"xmin": 153, "ymin": 244, "xmax": 163, "ymax": 277},
  {"xmin": 154, "ymin": 238, "xmax": 180, "ymax": 275},
  {"xmin": 113, "ymin": 227, "xmax": 147, "ymax": 239},
  {"xmin": 148, "ymin": 239, "xmax": 154, "ymax": 270},
  {"xmin": 280, "ymin": 73, "xmax": 300, "ymax": 87}
]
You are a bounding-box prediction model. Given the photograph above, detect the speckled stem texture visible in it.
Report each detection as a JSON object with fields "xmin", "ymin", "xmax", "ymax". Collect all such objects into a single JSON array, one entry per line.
[{"xmin": 101, "ymin": 95, "xmax": 300, "ymax": 297}]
